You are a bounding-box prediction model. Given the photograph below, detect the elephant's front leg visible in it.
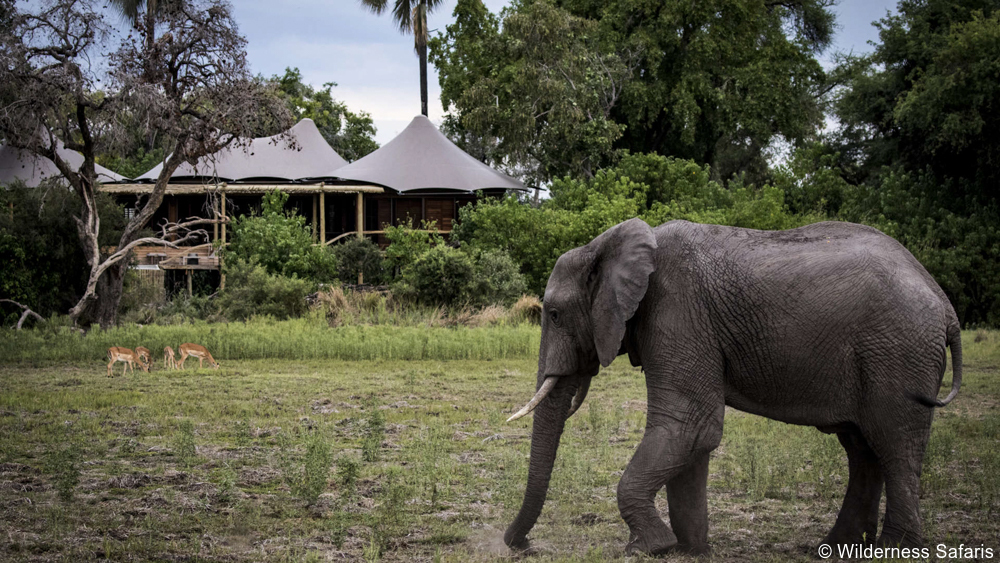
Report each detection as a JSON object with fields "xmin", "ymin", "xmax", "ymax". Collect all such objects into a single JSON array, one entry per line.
[
  {"xmin": 667, "ymin": 450, "xmax": 711, "ymax": 554},
  {"xmin": 618, "ymin": 424, "xmax": 703, "ymax": 555}
]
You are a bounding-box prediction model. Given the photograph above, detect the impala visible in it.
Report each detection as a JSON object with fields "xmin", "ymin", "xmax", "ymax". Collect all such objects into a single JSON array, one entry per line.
[
  {"xmin": 164, "ymin": 346, "xmax": 177, "ymax": 370},
  {"xmin": 135, "ymin": 346, "xmax": 152, "ymax": 367},
  {"xmin": 107, "ymin": 347, "xmax": 145, "ymax": 377},
  {"xmin": 178, "ymin": 343, "xmax": 220, "ymax": 370}
]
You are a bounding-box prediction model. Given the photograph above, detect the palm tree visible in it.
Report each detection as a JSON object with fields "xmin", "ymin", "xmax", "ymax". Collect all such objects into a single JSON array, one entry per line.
[
  {"xmin": 106, "ymin": 0, "xmax": 176, "ymax": 50},
  {"xmin": 360, "ymin": 0, "xmax": 445, "ymax": 117}
]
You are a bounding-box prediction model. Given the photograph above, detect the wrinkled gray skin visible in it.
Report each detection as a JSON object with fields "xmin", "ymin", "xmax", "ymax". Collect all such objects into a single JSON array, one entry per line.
[{"xmin": 504, "ymin": 219, "xmax": 962, "ymax": 555}]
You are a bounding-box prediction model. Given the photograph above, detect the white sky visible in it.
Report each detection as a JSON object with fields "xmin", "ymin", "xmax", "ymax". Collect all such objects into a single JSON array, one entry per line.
[{"xmin": 232, "ymin": 0, "xmax": 899, "ymax": 146}]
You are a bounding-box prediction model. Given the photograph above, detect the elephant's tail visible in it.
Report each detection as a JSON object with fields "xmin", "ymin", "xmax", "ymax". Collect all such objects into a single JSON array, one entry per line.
[{"xmin": 910, "ymin": 324, "xmax": 962, "ymax": 408}]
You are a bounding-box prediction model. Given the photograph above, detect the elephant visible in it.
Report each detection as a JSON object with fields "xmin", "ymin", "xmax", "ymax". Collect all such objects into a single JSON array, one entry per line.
[{"xmin": 503, "ymin": 218, "xmax": 961, "ymax": 555}]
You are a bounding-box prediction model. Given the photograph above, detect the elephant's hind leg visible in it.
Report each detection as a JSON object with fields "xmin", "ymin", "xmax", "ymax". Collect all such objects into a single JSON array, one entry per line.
[
  {"xmin": 863, "ymin": 402, "xmax": 933, "ymax": 548},
  {"xmin": 666, "ymin": 450, "xmax": 711, "ymax": 554},
  {"xmin": 824, "ymin": 430, "xmax": 883, "ymax": 547}
]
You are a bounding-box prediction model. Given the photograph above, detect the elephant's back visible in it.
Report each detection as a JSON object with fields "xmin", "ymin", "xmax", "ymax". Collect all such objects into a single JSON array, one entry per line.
[{"xmin": 655, "ymin": 219, "xmax": 955, "ymax": 334}]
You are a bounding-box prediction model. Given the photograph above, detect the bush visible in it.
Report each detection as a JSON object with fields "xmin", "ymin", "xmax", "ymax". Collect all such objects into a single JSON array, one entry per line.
[
  {"xmin": 225, "ymin": 190, "xmax": 338, "ymax": 282},
  {"xmin": 393, "ymin": 245, "xmax": 476, "ymax": 307},
  {"xmin": 331, "ymin": 236, "xmax": 386, "ymax": 285},
  {"xmin": 0, "ymin": 182, "xmax": 126, "ymax": 324},
  {"xmin": 383, "ymin": 218, "xmax": 444, "ymax": 276},
  {"xmin": 218, "ymin": 259, "xmax": 313, "ymax": 320},
  {"xmin": 471, "ymin": 249, "xmax": 528, "ymax": 306}
]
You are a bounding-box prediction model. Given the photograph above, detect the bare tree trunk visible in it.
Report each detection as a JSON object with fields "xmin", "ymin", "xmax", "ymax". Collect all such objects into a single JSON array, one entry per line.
[{"xmin": 75, "ymin": 261, "xmax": 127, "ymax": 329}]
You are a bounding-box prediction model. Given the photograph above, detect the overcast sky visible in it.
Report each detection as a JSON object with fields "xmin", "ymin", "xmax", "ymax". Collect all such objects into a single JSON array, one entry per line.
[{"xmin": 233, "ymin": 0, "xmax": 899, "ymax": 147}]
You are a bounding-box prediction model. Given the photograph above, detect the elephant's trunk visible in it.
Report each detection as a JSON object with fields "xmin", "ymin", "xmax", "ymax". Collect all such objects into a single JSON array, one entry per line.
[{"xmin": 504, "ymin": 377, "xmax": 577, "ymax": 549}]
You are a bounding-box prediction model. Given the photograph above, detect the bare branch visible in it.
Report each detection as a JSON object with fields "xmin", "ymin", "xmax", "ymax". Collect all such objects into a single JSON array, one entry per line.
[{"xmin": 0, "ymin": 300, "xmax": 45, "ymax": 330}]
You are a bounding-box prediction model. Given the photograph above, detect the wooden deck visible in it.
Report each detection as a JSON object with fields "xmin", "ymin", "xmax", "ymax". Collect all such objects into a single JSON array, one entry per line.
[{"xmin": 134, "ymin": 244, "xmax": 220, "ymax": 271}]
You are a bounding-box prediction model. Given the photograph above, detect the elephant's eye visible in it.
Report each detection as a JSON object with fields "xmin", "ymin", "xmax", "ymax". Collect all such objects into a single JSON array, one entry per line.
[{"xmin": 549, "ymin": 309, "xmax": 560, "ymax": 325}]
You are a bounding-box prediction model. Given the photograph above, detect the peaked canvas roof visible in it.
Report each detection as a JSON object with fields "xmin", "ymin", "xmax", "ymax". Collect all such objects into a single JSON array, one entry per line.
[
  {"xmin": 136, "ymin": 119, "xmax": 348, "ymax": 183},
  {"xmin": 0, "ymin": 142, "xmax": 126, "ymax": 187},
  {"xmin": 333, "ymin": 115, "xmax": 524, "ymax": 193}
]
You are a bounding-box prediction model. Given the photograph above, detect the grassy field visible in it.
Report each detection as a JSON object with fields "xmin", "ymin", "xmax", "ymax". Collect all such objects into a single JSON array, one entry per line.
[{"xmin": 0, "ymin": 329, "xmax": 997, "ymax": 562}]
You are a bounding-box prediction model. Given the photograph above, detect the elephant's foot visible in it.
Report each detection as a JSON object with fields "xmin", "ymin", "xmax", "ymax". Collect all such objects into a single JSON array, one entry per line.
[
  {"xmin": 624, "ymin": 521, "xmax": 678, "ymax": 556},
  {"xmin": 823, "ymin": 523, "xmax": 877, "ymax": 549},
  {"xmin": 875, "ymin": 525, "xmax": 923, "ymax": 550},
  {"xmin": 674, "ymin": 541, "xmax": 711, "ymax": 556}
]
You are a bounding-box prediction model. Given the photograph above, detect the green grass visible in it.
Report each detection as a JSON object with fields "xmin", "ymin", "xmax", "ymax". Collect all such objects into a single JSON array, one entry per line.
[
  {"xmin": 0, "ymin": 331, "xmax": 996, "ymax": 561},
  {"xmin": 0, "ymin": 316, "xmax": 541, "ymax": 363}
]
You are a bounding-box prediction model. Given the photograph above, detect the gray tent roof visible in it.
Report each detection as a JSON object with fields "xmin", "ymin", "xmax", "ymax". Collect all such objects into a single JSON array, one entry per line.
[
  {"xmin": 136, "ymin": 119, "xmax": 348, "ymax": 183},
  {"xmin": 0, "ymin": 142, "xmax": 126, "ymax": 187},
  {"xmin": 333, "ymin": 115, "xmax": 524, "ymax": 193}
]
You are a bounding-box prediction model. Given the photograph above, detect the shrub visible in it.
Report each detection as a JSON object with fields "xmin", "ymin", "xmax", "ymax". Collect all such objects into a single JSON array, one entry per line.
[
  {"xmin": 0, "ymin": 182, "xmax": 126, "ymax": 324},
  {"xmin": 393, "ymin": 245, "xmax": 476, "ymax": 307},
  {"xmin": 218, "ymin": 259, "xmax": 313, "ymax": 320},
  {"xmin": 383, "ymin": 218, "xmax": 444, "ymax": 275},
  {"xmin": 44, "ymin": 440, "xmax": 81, "ymax": 502},
  {"xmin": 471, "ymin": 249, "xmax": 528, "ymax": 306},
  {"xmin": 331, "ymin": 236, "xmax": 386, "ymax": 285},
  {"xmin": 226, "ymin": 190, "xmax": 338, "ymax": 282},
  {"xmin": 362, "ymin": 398, "xmax": 386, "ymax": 463}
]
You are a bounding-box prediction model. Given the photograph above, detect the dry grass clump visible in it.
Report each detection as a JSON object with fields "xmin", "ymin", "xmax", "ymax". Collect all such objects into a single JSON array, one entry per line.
[
  {"xmin": 510, "ymin": 294, "xmax": 542, "ymax": 325},
  {"xmin": 316, "ymin": 286, "xmax": 353, "ymax": 326},
  {"xmin": 470, "ymin": 304, "xmax": 508, "ymax": 327},
  {"xmin": 314, "ymin": 287, "xmax": 542, "ymax": 329}
]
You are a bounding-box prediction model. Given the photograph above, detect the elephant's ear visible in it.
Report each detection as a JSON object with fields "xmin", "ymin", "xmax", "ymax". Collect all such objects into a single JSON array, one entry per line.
[{"xmin": 586, "ymin": 218, "xmax": 657, "ymax": 367}]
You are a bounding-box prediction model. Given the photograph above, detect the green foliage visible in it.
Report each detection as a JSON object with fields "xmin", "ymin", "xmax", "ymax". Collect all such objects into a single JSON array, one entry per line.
[
  {"xmin": 393, "ymin": 245, "xmax": 476, "ymax": 307},
  {"xmin": 272, "ymin": 67, "xmax": 379, "ymax": 162},
  {"xmin": 432, "ymin": 0, "xmax": 834, "ymax": 183},
  {"xmin": 430, "ymin": 0, "xmax": 626, "ymax": 183},
  {"xmin": 217, "ymin": 259, "xmax": 314, "ymax": 321},
  {"xmin": 44, "ymin": 438, "xmax": 81, "ymax": 502},
  {"xmin": 383, "ymin": 218, "xmax": 444, "ymax": 275},
  {"xmin": 456, "ymin": 153, "xmax": 816, "ymax": 294},
  {"xmin": 225, "ymin": 190, "xmax": 338, "ymax": 282},
  {"xmin": 96, "ymin": 146, "xmax": 166, "ymax": 180},
  {"xmin": 0, "ymin": 318, "xmax": 542, "ymax": 363},
  {"xmin": 0, "ymin": 183, "xmax": 126, "ymax": 323},
  {"xmin": 834, "ymin": 0, "xmax": 1000, "ymax": 204},
  {"xmin": 470, "ymin": 248, "xmax": 528, "ymax": 306},
  {"xmin": 281, "ymin": 431, "xmax": 334, "ymax": 506},
  {"xmin": 172, "ymin": 420, "xmax": 197, "ymax": 462},
  {"xmin": 331, "ymin": 236, "xmax": 387, "ymax": 285},
  {"xmin": 362, "ymin": 398, "xmax": 386, "ymax": 463},
  {"xmin": 336, "ymin": 456, "xmax": 360, "ymax": 498}
]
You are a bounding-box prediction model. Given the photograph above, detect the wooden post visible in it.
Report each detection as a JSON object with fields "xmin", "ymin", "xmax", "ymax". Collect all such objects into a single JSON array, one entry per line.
[
  {"xmin": 356, "ymin": 192, "xmax": 363, "ymax": 239},
  {"xmin": 186, "ymin": 269, "xmax": 193, "ymax": 298},
  {"xmin": 319, "ymin": 185, "xmax": 326, "ymax": 245},
  {"xmin": 312, "ymin": 193, "xmax": 318, "ymax": 242},
  {"xmin": 221, "ymin": 189, "xmax": 227, "ymax": 245},
  {"xmin": 357, "ymin": 192, "xmax": 364, "ymax": 285},
  {"xmin": 213, "ymin": 194, "xmax": 219, "ymax": 241}
]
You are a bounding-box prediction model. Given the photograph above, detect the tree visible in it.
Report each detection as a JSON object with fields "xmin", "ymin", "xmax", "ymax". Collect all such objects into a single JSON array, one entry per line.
[
  {"xmin": 360, "ymin": 0, "xmax": 445, "ymax": 117},
  {"xmin": 0, "ymin": 0, "xmax": 292, "ymax": 327},
  {"xmin": 430, "ymin": 0, "xmax": 636, "ymax": 185},
  {"xmin": 432, "ymin": 0, "xmax": 835, "ymax": 184},
  {"xmin": 273, "ymin": 67, "xmax": 379, "ymax": 161},
  {"xmin": 834, "ymin": 0, "xmax": 1000, "ymax": 204}
]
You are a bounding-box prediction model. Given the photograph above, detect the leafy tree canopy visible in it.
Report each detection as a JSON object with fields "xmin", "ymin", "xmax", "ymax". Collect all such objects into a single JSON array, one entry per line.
[
  {"xmin": 833, "ymin": 0, "xmax": 1000, "ymax": 206},
  {"xmin": 272, "ymin": 67, "xmax": 379, "ymax": 162},
  {"xmin": 431, "ymin": 0, "xmax": 834, "ymax": 185}
]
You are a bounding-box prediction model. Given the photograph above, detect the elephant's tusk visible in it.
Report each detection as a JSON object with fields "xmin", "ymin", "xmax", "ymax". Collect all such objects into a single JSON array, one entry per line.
[
  {"xmin": 506, "ymin": 376, "xmax": 559, "ymax": 422},
  {"xmin": 566, "ymin": 377, "xmax": 591, "ymax": 418}
]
